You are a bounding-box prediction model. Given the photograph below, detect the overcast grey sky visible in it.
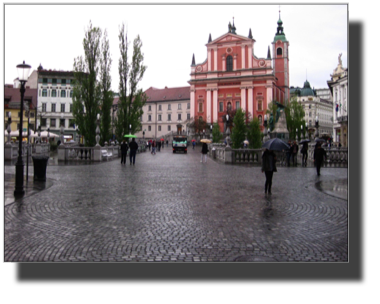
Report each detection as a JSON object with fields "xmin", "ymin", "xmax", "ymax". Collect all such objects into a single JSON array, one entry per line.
[{"xmin": 4, "ymin": 3, "xmax": 347, "ymax": 93}]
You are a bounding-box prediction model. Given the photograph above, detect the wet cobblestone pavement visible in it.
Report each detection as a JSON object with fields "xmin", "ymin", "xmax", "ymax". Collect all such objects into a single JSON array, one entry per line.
[{"xmin": 4, "ymin": 147, "xmax": 348, "ymax": 262}]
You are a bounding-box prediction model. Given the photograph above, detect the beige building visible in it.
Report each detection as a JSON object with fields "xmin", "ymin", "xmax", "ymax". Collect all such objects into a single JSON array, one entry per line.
[{"xmin": 135, "ymin": 86, "xmax": 191, "ymax": 140}]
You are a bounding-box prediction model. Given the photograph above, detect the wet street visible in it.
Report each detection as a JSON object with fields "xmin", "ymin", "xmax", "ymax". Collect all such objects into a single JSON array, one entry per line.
[{"xmin": 4, "ymin": 146, "xmax": 348, "ymax": 262}]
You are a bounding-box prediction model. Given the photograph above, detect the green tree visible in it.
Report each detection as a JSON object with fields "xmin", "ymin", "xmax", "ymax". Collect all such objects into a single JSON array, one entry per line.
[
  {"xmin": 285, "ymin": 97, "xmax": 306, "ymax": 140},
  {"xmin": 211, "ymin": 122, "xmax": 223, "ymax": 143},
  {"xmin": 246, "ymin": 117, "xmax": 262, "ymax": 148},
  {"xmin": 115, "ymin": 24, "xmax": 147, "ymax": 142},
  {"xmin": 128, "ymin": 35, "xmax": 147, "ymax": 135},
  {"xmin": 99, "ymin": 29, "xmax": 113, "ymax": 144},
  {"xmin": 231, "ymin": 108, "xmax": 246, "ymax": 149},
  {"xmin": 188, "ymin": 117, "xmax": 208, "ymax": 138},
  {"xmin": 115, "ymin": 23, "xmax": 130, "ymax": 142},
  {"xmin": 72, "ymin": 21, "xmax": 102, "ymax": 146}
]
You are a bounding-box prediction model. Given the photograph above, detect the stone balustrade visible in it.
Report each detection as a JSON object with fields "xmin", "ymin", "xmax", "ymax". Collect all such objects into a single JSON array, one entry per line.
[{"xmin": 210, "ymin": 144, "xmax": 347, "ymax": 168}]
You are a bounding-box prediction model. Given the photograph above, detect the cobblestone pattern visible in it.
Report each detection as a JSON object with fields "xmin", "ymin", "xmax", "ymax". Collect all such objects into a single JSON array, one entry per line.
[{"xmin": 4, "ymin": 147, "xmax": 348, "ymax": 262}]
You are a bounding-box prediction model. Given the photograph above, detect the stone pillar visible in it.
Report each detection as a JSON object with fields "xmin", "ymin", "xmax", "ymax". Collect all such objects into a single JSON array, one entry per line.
[
  {"xmin": 214, "ymin": 48, "xmax": 218, "ymax": 71},
  {"xmin": 242, "ymin": 46, "xmax": 246, "ymax": 69}
]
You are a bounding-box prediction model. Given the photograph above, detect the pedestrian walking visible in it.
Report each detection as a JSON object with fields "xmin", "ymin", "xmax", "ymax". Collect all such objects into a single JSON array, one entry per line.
[
  {"xmin": 301, "ymin": 142, "xmax": 308, "ymax": 167},
  {"xmin": 261, "ymin": 149, "xmax": 277, "ymax": 194},
  {"xmin": 286, "ymin": 140, "xmax": 292, "ymax": 167},
  {"xmin": 200, "ymin": 142, "xmax": 209, "ymax": 163},
  {"xmin": 148, "ymin": 140, "xmax": 152, "ymax": 151},
  {"xmin": 166, "ymin": 140, "xmax": 169, "ymax": 147},
  {"xmin": 313, "ymin": 143, "xmax": 326, "ymax": 176},
  {"xmin": 129, "ymin": 138, "xmax": 138, "ymax": 165},
  {"xmin": 292, "ymin": 141, "xmax": 299, "ymax": 166},
  {"xmin": 120, "ymin": 140, "xmax": 129, "ymax": 165},
  {"xmin": 157, "ymin": 141, "xmax": 161, "ymax": 152},
  {"xmin": 192, "ymin": 141, "xmax": 196, "ymax": 149},
  {"xmin": 151, "ymin": 140, "xmax": 156, "ymax": 155}
]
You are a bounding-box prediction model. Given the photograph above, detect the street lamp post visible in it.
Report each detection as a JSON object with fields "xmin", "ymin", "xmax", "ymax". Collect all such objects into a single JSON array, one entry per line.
[
  {"xmin": 263, "ymin": 114, "xmax": 268, "ymax": 142},
  {"xmin": 225, "ymin": 114, "xmax": 231, "ymax": 148},
  {"xmin": 60, "ymin": 113, "xmax": 65, "ymax": 144},
  {"xmin": 14, "ymin": 61, "xmax": 31, "ymax": 197},
  {"xmin": 95, "ymin": 113, "xmax": 100, "ymax": 146},
  {"xmin": 210, "ymin": 124, "xmax": 213, "ymax": 140},
  {"xmin": 296, "ymin": 128, "xmax": 298, "ymax": 141},
  {"xmin": 6, "ymin": 112, "xmax": 12, "ymax": 145},
  {"xmin": 315, "ymin": 116, "xmax": 319, "ymax": 139},
  {"xmin": 301, "ymin": 125, "xmax": 303, "ymax": 140},
  {"xmin": 26, "ymin": 104, "xmax": 31, "ymax": 182}
]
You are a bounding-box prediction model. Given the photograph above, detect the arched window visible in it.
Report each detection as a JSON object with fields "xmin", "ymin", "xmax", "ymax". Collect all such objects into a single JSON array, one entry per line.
[
  {"xmin": 277, "ymin": 48, "xmax": 282, "ymax": 56},
  {"xmin": 257, "ymin": 99, "xmax": 263, "ymax": 111},
  {"xmin": 226, "ymin": 55, "xmax": 233, "ymax": 71},
  {"xmin": 198, "ymin": 102, "xmax": 203, "ymax": 112}
]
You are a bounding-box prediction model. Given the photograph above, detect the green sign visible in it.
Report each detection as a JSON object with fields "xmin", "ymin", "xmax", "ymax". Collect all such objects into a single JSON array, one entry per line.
[{"xmin": 23, "ymin": 128, "xmax": 27, "ymax": 132}]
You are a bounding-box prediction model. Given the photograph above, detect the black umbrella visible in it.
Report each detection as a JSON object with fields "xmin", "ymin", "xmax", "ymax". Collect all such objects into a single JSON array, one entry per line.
[
  {"xmin": 262, "ymin": 138, "xmax": 290, "ymax": 151},
  {"xmin": 315, "ymin": 138, "xmax": 326, "ymax": 142},
  {"xmin": 299, "ymin": 139, "xmax": 311, "ymax": 144}
]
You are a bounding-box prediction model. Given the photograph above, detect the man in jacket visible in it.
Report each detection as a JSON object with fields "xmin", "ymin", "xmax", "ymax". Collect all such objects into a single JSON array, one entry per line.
[
  {"xmin": 129, "ymin": 138, "xmax": 139, "ymax": 165},
  {"xmin": 120, "ymin": 140, "xmax": 129, "ymax": 165},
  {"xmin": 301, "ymin": 143, "xmax": 309, "ymax": 167},
  {"xmin": 314, "ymin": 143, "xmax": 326, "ymax": 176},
  {"xmin": 292, "ymin": 141, "xmax": 299, "ymax": 166}
]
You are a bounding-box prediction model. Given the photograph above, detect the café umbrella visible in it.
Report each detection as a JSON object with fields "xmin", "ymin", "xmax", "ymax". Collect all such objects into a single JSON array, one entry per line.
[
  {"xmin": 261, "ymin": 138, "xmax": 290, "ymax": 151},
  {"xmin": 124, "ymin": 134, "xmax": 137, "ymax": 138},
  {"xmin": 200, "ymin": 139, "xmax": 212, "ymax": 143}
]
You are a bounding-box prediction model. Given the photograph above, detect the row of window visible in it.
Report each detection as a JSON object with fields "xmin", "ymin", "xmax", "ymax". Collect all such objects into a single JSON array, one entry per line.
[
  {"xmin": 146, "ymin": 125, "xmax": 174, "ymax": 132},
  {"xmin": 5, "ymin": 111, "xmax": 35, "ymax": 118},
  {"xmin": 147, "ymin": 113, "xmax": 190, "ymax": 122},
  {"xmin": 42, "ymin": 78, "xmax": 71, "ymax": 85},
  {"xmin": 40, "ymin": 89, "xmax": 73, "ymax": 98},
  {"xmin": 197, "ymin": 100, "xmax": 263, "ymax": 112},
  {"xmin": 40, "ymin": 118, "xmax": 75, "ymax": 128},
  {"xmin": 42, "ymin": 103, "xmax": 72, "ymax": 113},
  {"xmin": 149, "ymin": 103, "xmax": 190, "ymax": 112}
]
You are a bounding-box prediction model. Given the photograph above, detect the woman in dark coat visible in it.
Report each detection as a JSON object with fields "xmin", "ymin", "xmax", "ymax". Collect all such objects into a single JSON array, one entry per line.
[
  {"xmin": 261, "ymin": 149, "xmax": 277, "ymax": 194},
  {"xmin": 201, "ymin": 143, "xmax": 209, "ymax": 163},
  {"xmin": 301, "ymin": 142, "xmax": 308, "ymax": 167}
]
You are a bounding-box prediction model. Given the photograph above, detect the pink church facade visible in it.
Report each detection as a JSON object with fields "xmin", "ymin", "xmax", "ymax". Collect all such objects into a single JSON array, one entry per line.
[{"xmin": 188, "ymin": 17, "xmax": 290, "ymax": 131}]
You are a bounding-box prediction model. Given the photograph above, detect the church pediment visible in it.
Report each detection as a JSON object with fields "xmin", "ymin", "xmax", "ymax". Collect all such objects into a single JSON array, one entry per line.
[{"xmin": 208, "ymin": 33, "xmax": 254, "ymax": 46}]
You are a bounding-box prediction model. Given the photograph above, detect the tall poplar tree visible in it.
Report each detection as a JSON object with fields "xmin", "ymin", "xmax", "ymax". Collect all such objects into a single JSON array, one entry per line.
[
  {"xmin": 72, "ymin": 21, "xmax": 102, "ymax": 146},
  {"xmin": 115, "ymin": 24, "xmax": 147, "ymax": 142},
  {"xmin": 99, "ymin": 29, "xmax": 113, "ymax": 143}
]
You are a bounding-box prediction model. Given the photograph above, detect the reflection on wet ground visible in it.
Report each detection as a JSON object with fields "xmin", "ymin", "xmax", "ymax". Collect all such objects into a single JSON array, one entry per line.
[
  {"xmin": 316, "ymin": 178, "xmax": 348, "ymax": 200},
  {"xmin": 4, "ymin": 173, "xmax": 54, "ymax": 206}
]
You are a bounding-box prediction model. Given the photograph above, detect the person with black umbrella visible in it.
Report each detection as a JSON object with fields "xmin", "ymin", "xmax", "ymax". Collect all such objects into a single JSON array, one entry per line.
[
  {"xmin": 300, "ymin": 140, "xmax": 309, "ymax": 167},
  {"xmin": 261, "ymin": 149, "xmax": 277, "ymax": 195},
  {"xmin": 314, "ymin": 143, "xmax": 326, "ymax": 176}
]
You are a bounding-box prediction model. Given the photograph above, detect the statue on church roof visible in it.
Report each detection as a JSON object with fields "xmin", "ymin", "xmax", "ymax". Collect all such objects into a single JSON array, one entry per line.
[{"xmin": 338, "ymin": 53, "xmax": 342, "ymax": 66}]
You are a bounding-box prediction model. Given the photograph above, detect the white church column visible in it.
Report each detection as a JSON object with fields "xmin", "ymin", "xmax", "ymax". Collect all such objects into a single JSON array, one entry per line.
[
  {"xmin": 213, "ymin": 88, "xmax": 218, "ymax": 123},
  {"xmin": 240, "ymin": 87, "xmax": 246, "ymax": 112},
  {"xmin": 242, "ymin": 45, "xmax": 246, "ymax": 69},
  {"xmin": 248, "ymin": 86, "xmax": 253, "ymax": 117},
  {"xmin": 214, "ymin": 48, "xmax": 218, "ymax": 71},
  {"xmin": 206, "ymin": 89, "xmax": 212, "ymax": 123},
  {"xmin": 190, "ymin": 89, "xmax": 195, "ymax": 119}
]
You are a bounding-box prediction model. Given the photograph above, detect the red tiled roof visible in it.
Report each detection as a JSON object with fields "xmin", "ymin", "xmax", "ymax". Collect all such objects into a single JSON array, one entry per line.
[
  {"xmin": 4, "ymin": 85, "xmax": 38, "ymax": 109},
  {"xmin": 112, "ymin": 86, "xmax": 190, "ymax": 105},
  {"xmin": 144, "ymin": 86, "xmax": 190, "ymax": 102}
]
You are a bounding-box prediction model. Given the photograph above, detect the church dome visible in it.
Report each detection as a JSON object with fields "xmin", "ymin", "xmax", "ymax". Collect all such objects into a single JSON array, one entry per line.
[{"xmin": 300, "ymin": 80, "xmax": 315, "ymax": 96}]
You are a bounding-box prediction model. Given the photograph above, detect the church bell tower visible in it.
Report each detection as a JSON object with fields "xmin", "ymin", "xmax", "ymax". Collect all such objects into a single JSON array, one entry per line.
[{"xmin": 272, "ymin": 10, "xmax": 290, "ymax": 105}]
